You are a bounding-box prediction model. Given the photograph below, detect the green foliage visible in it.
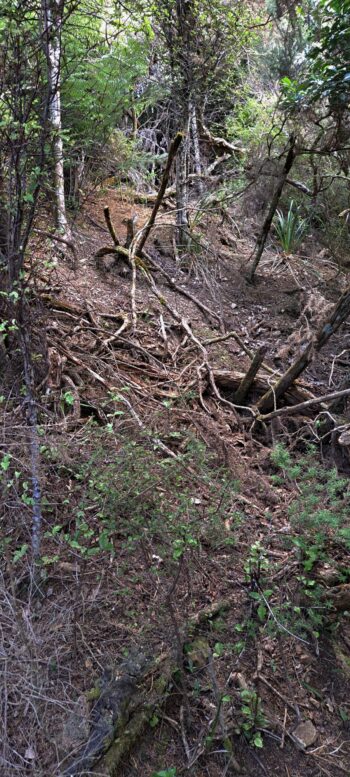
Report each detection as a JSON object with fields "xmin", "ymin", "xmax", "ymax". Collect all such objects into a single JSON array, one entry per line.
[
  {"xmin": 271, "ymin": 443, "xmax": 350, "ymax": 562},
  {"xmin": 40, "ymin": 429, "xmax": 238, "ymax": 567},
  {"xmin": 233, "ymin": 446, "xmax": 350, "ymax": 643},
  {"xmin": 62, "ymin": 30, "xmax": 150, "ymax": 154},
  {"xmin": 270, "ymin": 444, "xmax": 350, "ymax": 635},
  {"xmin": 237, "ymin": 689, "xmax": 266, "ymax": 747},
  {"xmin": 274, "ymin": 200, "xmax": 308, "ymax": 254},
  {"xmin": 226, "ymin": 93, "xmax": 274, "ymax": 155},
  {"xmin": 282, "ymin": 0, "xmax": 350, "ymax": 109},
  {"xmin": 152, "ymin": 769, "xmax": 176, "ymax": 777}
]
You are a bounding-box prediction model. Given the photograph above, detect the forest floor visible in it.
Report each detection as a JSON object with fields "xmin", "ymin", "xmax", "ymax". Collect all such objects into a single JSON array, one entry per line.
[{"xmin": 3, "ymin": 185, "xmax": 350, "ymax": 777}]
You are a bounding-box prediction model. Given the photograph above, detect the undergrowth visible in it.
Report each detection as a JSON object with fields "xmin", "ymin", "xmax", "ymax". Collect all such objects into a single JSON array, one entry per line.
[
  {"xmin": 2, "ymin": 427, "xmax": 240, "ymax": 573},
  {"xmin": 236, "ymin": 444, "xmax": 350, "ymax": 655}
]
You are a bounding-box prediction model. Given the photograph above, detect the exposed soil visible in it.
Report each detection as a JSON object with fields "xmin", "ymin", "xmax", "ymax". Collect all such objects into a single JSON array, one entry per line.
[{"xmin": 2, "ymin": 186, "xmax": 350, "ymax": 777}]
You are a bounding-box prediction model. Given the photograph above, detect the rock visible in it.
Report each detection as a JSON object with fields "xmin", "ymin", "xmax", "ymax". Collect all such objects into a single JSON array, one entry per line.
[{"xmin": 292, "ymin": 720, "xmax": 317, "ymax": 749}]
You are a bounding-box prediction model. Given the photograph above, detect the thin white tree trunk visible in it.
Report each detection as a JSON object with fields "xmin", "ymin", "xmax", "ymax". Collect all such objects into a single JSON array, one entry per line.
[
  {"xmin": 176, "ymin": 115, "xmax": 190, "ymax": 250},
  {"xmin": 42, "ymin": 0, "xmax": 69, "ymax": 236},
  {"xmin": 190, "ymin": 98, "xmax": 203, "ymax": 195}
]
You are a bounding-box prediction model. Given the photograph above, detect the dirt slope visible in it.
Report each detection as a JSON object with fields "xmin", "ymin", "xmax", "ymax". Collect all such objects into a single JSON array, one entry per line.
[{"xmin": 3, "ymin": 187, "xmax": 350, "ymax": 777}]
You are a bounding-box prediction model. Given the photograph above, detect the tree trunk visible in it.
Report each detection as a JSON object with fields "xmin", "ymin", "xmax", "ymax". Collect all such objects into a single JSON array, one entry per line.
[
  {"xmin": 137, "ymin": 132, "xmax": 183, "ymax": 254},
  {"xmin": 0, "ymin": 165, "xmax": 8, "ymax": 264},
  {"xmin": 41, "ymin": 0, "xmax": 70, "ymax": 237},
  {"xmin": 190, "ymin": 99, "xmax": 203, "ymax": 195},
  {"xmin": 176, "ymin": 119, "xmax": 190, "ymax": 250},
  {"xmin": 247, "ymin": 135, "xmax": 296, "ymax": 282}
]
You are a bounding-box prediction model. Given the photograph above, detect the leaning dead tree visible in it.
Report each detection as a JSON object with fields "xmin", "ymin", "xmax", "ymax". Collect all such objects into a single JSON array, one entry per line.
[
  {"xmin": 247, "ymin": 135, "xmax": 296, "ymax": 282},
  {"xmin": 135, "ymin": 132, "xmax": 183, "ymax": 254},
  {"xmin": 257, "ymin": 283, "xmax": 350, "ymax": 413}
]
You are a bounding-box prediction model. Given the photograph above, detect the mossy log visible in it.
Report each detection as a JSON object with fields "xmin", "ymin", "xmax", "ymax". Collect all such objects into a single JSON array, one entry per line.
[
  {"xmin": 60, "ymin": 582, "xmax": 239, "ymax": 777},
  {"xmin": 93, "ymin": 671, "xmax": 172, "ymax": 776}
]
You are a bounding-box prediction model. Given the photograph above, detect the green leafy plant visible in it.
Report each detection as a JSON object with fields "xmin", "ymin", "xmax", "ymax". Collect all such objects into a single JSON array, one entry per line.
[
  {"xmin": 270, "ymin": 444, "xmax": 350, "ymax": 635},
  {"xmin": 274, "ymin": 200, "xmax": 308, "ymax": 254},
  {"xmin": 152, "ymin": 770, "xmax": 176, "ymax": 777},
  {"xmin": 237, "ymin": 688, "xmax": 266, "ymax": 747},
  {"xmin": 39, "ymin": 429, "xmax": 238, "ymax": 568}
]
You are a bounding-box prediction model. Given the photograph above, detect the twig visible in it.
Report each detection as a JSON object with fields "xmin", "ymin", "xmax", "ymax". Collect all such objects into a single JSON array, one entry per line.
[
  {"xmin": 280, "ymin": 706, "xmax": 288, "ymax": 749},
  {"xmin": 203, "ymin": 331, "xmax": 250, "ymax": 347},
  {"xmin": 257, "ymin": 674, "xmax": 302, "ymax": 718},
  {"xmin": 145, "ymin": 271, "xmax": 242, "ymax": 421},
  {"xmin": 180, "ymin": 705, "xmax": 191, "ymax": 762},
  {"xmin": 143, "ymin": 253, "xmax": 222, "ymax": 326}
]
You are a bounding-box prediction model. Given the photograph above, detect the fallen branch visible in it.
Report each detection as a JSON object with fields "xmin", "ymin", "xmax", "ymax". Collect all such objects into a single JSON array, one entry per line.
[
  {"xmin": 33, "ymin": 228, "xmax": 77, "ymax": 266},
  {"xmin": 199, "ymin": 119, "xmax": 246, "ymax": 156},
  {"xmin": 144, "ymin": 253, "xmax": 222, "ymax": 327},
  {"xmin": 258, "ymin": 387, "xmax": 350, "ymax": 422},
  {"xmin": 258, "ymin": 282, "xmax": 350, "ymax": 412}
]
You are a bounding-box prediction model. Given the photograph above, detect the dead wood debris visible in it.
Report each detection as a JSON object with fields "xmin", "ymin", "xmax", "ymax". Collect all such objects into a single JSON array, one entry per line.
[
  {"xmin": 39, "ymin": 277, "xmax": 345, "ymax": 442},
  {"xmin": 38, "ymin": 206, "xmax": 350, "ymax": 443}
]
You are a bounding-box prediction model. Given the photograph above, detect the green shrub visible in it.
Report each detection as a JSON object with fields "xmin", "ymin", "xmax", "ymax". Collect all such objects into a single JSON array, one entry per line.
[
  {"xmin": 274, "ymin": 200, "xmax": 308, "ymax": 254},
  {"xmin": 43, "ymin": 430, "xmax": 238, "ymax": 567}
]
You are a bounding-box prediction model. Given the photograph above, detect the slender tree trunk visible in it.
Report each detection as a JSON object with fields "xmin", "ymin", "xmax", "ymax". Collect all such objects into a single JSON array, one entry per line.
[
  {"xmin": 41, "ymin": 0, "xmax": 70, "ymax": 236},
  {"xmin": 137, "ymin": 132, "xmax": 183, "ymax": 254},
  {"xmin": 0, "ymin": 165, "xmax": 8, "ymax": 264},
  {"xmin": 190, "ymin": 98, "xmax": 203, "ymax": 195},
  {"xmin": 247, "ymin": 135, "xmax": 296, "ymax": 282},
  {"xmin": 176, "ymin": 116, "xmax": 190, "ymax": 250}
]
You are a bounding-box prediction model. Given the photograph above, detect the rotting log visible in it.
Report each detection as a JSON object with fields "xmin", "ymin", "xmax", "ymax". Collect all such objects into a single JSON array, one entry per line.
[
  {"xmin": 212, "ymin": 369, "xmax": 309, "ymax": 406},
  {"xmin": 76, "ymin": 597, "xmax": 240, "ymax": 776},
  {"xmin": 233, "ymin": 346, "xmax": 267, "ymax": 404},
  {"xmin": 40, "ymin": 295, "xmax": 85, "ymax": 316},
  {"xmin": 92, "ymin": 669, "xmax": 173, "ymax": 777},
  {"xmin": 258, "ymin": 282, "xmax": 350, "ymax": 413}
]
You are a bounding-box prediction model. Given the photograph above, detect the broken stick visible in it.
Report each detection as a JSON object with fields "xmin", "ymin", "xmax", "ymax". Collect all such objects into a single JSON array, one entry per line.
[{"xmin": 233, "ymin": 346, "xmax": 267, "ymax": 404}]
